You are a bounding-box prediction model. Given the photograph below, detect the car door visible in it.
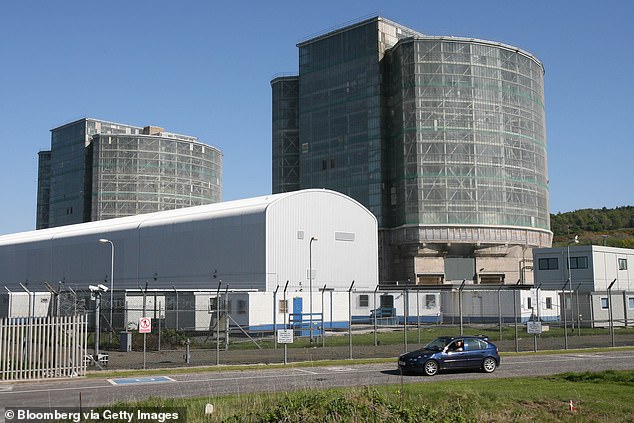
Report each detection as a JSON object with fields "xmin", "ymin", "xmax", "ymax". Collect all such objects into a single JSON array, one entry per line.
[
  {"xmin": 462, "ymin": 338, "xmax": 486, "ymax": 368},
  {"xmin": 442, "ymin": 339, "xmax": 469, "ymax": 369}
]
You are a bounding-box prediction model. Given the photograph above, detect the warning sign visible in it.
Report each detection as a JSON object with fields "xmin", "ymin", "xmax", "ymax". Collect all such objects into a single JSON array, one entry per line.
[
  {"xmin": 527, "ymin": 321, "xmax": 542, "ymax": 334},
  {"xmin": 277, "ymin": 329, "xmax": 294, "ymax": 344},
  {"xmin": 139, "ymin": 317, "xmax": 152, "ymax": 333}
]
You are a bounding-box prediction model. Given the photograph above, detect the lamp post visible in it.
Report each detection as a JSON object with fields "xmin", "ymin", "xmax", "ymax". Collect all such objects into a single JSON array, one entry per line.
[
  {"xmin": 566, "ymin": 236, "xmax": 579, "ymax": 290},
  {"xmin": 309, "ymin": 236, "xmax": 318, "ymax": 342},
  {"xmin": 99, "ymin": 239, "xmax": 115, "ymax": 344}
]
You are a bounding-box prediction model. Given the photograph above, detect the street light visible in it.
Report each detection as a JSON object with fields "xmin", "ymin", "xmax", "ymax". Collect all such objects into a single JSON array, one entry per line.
[
  {"xmin": 566, "ymin": 235, "xmax": 579, "ymax": 283},
  {"xmin": 99, "ymin": 238, "xmax": 115, "ymax": 343},
  {"xmin": 309, "ymin": 236, "xmax": 318, "ymax": 342},
  {"xmin": 566, "ymin": 235, "xmax": 579, "ymax": 284}
]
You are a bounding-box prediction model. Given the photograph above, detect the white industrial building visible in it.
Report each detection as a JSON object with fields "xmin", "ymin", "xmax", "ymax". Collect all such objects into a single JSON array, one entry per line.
[
  {"xmin": 440, "ymin": 288, "xmax": 560, "ymax": 324},
  {"xmin": 0, "ymin": 189, "xmax": 382, "ymax": 330},
  {"xmin": 116, "ymin": 288, "xmax": 444, "ymax": 332},
  {"xmin": 0, "ymin": 189, "xmax": 378, "ymax": 292},
  {"xmin": 533, "ymin": 245, "xmax": 634, "ymax": 327}
]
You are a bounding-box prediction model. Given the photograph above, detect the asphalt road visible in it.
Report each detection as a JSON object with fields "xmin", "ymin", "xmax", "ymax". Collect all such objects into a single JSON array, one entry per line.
[{"xmin": 1, "ymin": 350, "xmax": 634, "ymax": 409}]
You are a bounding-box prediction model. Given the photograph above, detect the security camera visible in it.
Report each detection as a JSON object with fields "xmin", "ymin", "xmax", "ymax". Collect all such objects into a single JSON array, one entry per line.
[{"xmin": 89, "ymin": 284, "xmax": 108, "ymax": 292}]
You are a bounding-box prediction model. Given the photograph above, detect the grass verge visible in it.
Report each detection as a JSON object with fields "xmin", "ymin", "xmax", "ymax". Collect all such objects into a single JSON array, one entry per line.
[{"xmin": 101, "ymin": 370, "xmax": 634, "ymax": 422}]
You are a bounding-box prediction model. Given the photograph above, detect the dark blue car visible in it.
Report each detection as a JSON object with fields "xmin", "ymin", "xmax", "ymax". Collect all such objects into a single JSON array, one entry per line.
[{"xmin": 398, "ymin": 335, "xmax": 500, "ymax": 376}]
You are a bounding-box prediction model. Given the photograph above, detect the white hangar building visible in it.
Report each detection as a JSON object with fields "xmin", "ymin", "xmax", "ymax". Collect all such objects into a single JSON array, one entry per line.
[{"xmin": 0, "ymin": 189, "xmax": 379, "ymax": 294}]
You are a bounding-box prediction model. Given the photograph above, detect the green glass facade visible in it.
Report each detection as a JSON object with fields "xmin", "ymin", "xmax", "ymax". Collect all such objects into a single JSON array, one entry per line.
[
  {"xmin": 272, "ymin": 17, "xmax": 552, "ymax": 283},
  {"xmin": 35, "ymin": 151, "xmax": 51, "ymax": 229},
  {"xmin": 37, "ymin": 118, "xmax": 222, "ymax": 229},
  {"xmin": 298, "ymin": 22, "xmax": 384, "ymax": 221},
  {"xmin": 385, "ymin": 38, "xmax": 549, "ymax": 230},
  {"xmin": 92, "ymin": 133, "xmax": 222, "ymax": 220},
  {"xmin": 271, "ymin": 76, "xmax": 300, "ymax": 193},
  {"xmin": 273, "ymin": 18, "xmax": 422, "ymax": 224}
]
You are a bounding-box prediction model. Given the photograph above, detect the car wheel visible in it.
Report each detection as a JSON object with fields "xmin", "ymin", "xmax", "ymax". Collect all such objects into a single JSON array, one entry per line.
[
  {"xmin": 482, "ymin": 357, "xmax": 497, "ymax": 373},
  {"xmin": 423, "ymin": 360, "xmax": 439, "ymax": 376}
]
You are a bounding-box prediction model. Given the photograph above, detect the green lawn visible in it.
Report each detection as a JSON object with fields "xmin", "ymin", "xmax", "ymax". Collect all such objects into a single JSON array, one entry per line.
[
  {"xmin": 102, "ymin": 324, "xmax": 634, "ymax": 352},
  {"xmin": 105, "ymin": 370, "xmax": 634, "ymax": 422},
  {"xmin": 211, "ymin": 324, "xmax": 634, "ymax": 350}
]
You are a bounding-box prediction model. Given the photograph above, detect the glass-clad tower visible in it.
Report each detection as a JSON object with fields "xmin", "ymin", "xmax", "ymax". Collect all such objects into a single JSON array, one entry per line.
[
  {"xmin": 37, "ymin": 118, "xmax": 222, "ymax": 229},
  {"xmin": 91, "ymin": 129, "xmax": 222, "ymax": 221},
  {"xmin": 273, "ymin": 18, "xmax": 423, "ymax": 223},
  {"xmin": 272, "ymin": 17, "xmax": 552, "ymax": 284},
  {"xmin": 271, "ymin": 76, "xmax": 300, "ymax": 193},
  {"xmin": 384, "ymin": 37, "xmax": 548, "ymax": 230}
]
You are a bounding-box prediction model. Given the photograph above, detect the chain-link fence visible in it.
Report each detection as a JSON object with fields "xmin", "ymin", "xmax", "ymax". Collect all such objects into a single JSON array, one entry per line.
[
  {"xmin": 3, "ymin": 284, "xmax": 633, "ymax": 370},
  {"xmin": 31, "ymin": 285, "xmax": 629, "ymax": 370}
]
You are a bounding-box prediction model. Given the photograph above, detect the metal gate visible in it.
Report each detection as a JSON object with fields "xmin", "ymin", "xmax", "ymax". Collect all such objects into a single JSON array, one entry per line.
[{"xmin": 0, "ymin": 315, "xmax": 87, "ymax": 381}]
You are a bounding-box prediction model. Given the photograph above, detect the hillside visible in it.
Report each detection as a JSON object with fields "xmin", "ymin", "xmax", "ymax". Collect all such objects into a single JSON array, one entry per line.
[{"xmin": 550, "ymin": 206, "xmax": 634, "ymax": 248}]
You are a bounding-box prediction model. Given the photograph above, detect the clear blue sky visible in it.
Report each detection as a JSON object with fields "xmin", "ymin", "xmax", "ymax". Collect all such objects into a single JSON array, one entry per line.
[{"xmin": 1, "ymin": 1, "xmax": 632, "ymax": 235}]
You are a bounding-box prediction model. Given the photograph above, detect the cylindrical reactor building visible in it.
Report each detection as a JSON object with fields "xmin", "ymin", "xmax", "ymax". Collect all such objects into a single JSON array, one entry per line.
[
  {"xmin": 91, "ymin": 132, "xmax": 222, "ymax": 220},
  {"xmin": 384, "ymin": 37, "xmax": 551, "ymax": 283}
]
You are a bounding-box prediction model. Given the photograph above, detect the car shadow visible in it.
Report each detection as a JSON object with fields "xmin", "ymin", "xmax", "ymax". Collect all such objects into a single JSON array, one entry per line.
[{"xmin": 381, "ymin": 368, "xmax": 485, "ymax": 377}]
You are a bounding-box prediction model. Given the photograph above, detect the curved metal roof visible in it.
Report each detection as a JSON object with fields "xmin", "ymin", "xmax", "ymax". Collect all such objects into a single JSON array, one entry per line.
[{"xmin": 0, "ymin": 189, "xmax": 372, "ymax": 245}]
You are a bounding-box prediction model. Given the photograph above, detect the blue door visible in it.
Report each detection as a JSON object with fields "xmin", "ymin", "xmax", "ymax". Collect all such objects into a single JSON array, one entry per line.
[
  {"xmin": 293, "ymin": 297, "xmax": 303, "ymax": 316},
  {"xmin": 293, "ymin": 297, "xmax": 306, "ymax": 336}
]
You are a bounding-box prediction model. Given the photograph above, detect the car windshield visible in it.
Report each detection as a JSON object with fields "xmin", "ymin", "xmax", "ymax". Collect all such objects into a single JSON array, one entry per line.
[{"xmin": 424, "ymin": 337, "xmax": 450, "ymax": 351}]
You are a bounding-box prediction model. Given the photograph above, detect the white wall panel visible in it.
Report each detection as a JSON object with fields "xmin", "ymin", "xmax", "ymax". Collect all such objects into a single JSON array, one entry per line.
[
  {"xmin": 266, "ymin": 190, "xmax": 378, "ymax": 292},
  {"xmin": 0, "ymin": 190, "xmax": 379, "ymax": 295}
]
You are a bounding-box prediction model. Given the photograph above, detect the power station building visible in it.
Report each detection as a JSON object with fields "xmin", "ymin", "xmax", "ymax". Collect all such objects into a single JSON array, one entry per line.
[
  {"xmin": 37, "ymin": 118, "xmax": 222, "ymax": 229},
  {"xmin": 272, "ymin": 16, "xmax": 552, "ymax": 285},
  {"xmin": 1, "ymin": 189, "xmax": 379, "ymax": 330},
  {"xmin": 2, "ymin": 189, "xmax": 378, "ymax": 292}
]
